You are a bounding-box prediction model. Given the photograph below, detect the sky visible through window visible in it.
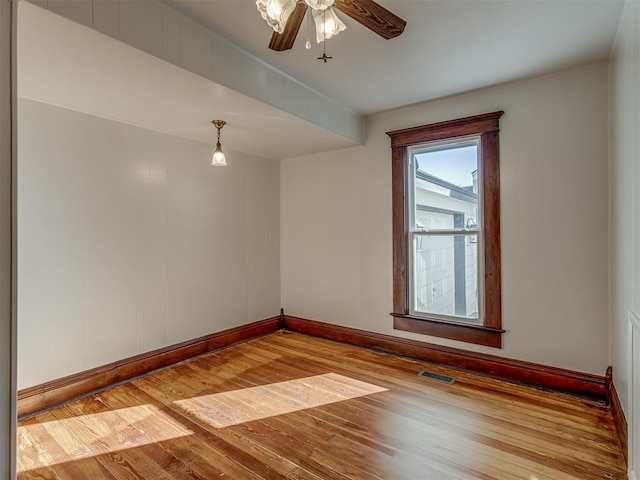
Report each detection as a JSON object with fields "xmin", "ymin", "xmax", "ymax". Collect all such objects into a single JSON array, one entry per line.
[{"xmin": 416, "ymin": 145, "xmax": 477, "ymax": 188}]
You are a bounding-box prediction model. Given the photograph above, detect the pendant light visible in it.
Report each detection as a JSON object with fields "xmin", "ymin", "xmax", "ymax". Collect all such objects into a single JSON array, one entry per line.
[{"xmin": 211, "ymin": 120, "xmax": 227, "ymax": 167}]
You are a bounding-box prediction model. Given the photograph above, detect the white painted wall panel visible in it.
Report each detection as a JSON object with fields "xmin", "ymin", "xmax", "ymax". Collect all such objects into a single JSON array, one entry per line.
[
  {"xmin": 257, "ymin": 64, "xmax": 269, "ymax": 104},
  {"xmin": 209, "ymin": 167, "xmax": 249, "ymax": 330},
  {"xmin": 268, "ymin": 69, "xmax": 283, "ymax": 111},
  {"xmin": 632, "ymin": 3, "xmax": 640, "ymax": 323},
  {"xmin": 118, "ymin": 0, "xmax": 162, "ymax": 59},
  {"xmin": 330, "ymin": 103, "xmax": 348, "ymax": 138},
  {"xmin": 247, "ymin": 158, "xmax": 280, "ymax": 321},
  {"xmin": 240, "ymin": 55, "xmax": 259, "ymax": 100},
  {"xmin": 292, "ymin": 83, "xmax": 309, "ymax": 119},
  {"xmin": 16, "ymin": 147, "xmax": 50, "ymax": 387},
  {"xmin": 282, "ymin": 77, "xmax": 295, "ymax": 115},
  {"xmin": 212, "ymin": 38, "xmax": 241, "ymax": 90},
  {"xmin": 48, "ymin": 0, "xmax": 92, "ymax": 27},
  {"xmin": 17, "ymin": 98, "xmax": 281, "ymax": 389},
  {"xmin": 610, "ymin": 1, "xmax": 640, "ymax": 476},
  {"xmin": 281, "ymin": 64, "xmax": 610, "ymax": 374},
  {"xmin": 46, "ymin": 135, "xmax": 88, "ymax": 381},
  {"xmin": 92, "ymin": 0, "xmax": 118, "ymax": 38},
  {"xmin": 308, "ymin": 92, "xmax": 319, "ymax": 124},
  {"xmin": 161, "ymin": 7, "xmax": 180, "ymax": 65},
  {"xmin": 180, "ymin": 19, "xmax": 213, "ymax": 81},
  {"xmin": 317, "ymin": 99, "xmax": 331, "ymax": 131}
]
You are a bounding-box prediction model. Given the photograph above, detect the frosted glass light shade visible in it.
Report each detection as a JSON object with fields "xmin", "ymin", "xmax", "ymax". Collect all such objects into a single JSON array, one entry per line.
[
  {"xmin": 256, "ymin": 0, "xmax": 297, "ymax": 33},
  {"xmin": 211, "ymin": 144, "xmax": 227, "ymax": 166},
  {"xmin": 312, "ymin": 7, "xmax": 346, "ymax": 43},
  {"xmin": 303, "ymin": 0, "xmax": 334, "ymax": 11}
]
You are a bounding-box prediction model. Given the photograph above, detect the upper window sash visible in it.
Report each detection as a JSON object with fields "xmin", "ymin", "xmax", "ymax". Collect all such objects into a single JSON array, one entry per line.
[{"xmin": 408, "ymin": 136, "xmax": 482, "ymax": 235}]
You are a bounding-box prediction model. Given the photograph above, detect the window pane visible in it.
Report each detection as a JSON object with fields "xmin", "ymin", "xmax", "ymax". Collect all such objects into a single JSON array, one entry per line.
[
  {"xmin": 412, "ymin": 234, "xmax": 479, "ymax": 321},
  {"xmin": 416, "ymin": 144, "xmax": 478, "ymax": 189},
  {"xmin": 412, "ymin": 142, "xmax": 479, "ymax": 231}
]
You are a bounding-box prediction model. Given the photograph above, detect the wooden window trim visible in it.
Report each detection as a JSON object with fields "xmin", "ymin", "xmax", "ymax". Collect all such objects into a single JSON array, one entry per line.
[{"xmin": 387, "ymin": 111, "xmax": 504, "ymax": 348}]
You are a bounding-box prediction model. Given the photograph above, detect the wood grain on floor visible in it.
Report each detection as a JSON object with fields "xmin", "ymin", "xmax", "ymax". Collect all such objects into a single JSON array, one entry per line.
[{"xmin": 17, "ymin": 332, "xmax": 626, "ymax": 479}]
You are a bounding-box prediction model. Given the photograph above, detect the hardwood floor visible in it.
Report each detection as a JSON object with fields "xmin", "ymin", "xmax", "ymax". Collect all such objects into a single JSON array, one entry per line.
[{"xmin": 17, "ymin": 332, "xmax": 626, "ymax": 479}]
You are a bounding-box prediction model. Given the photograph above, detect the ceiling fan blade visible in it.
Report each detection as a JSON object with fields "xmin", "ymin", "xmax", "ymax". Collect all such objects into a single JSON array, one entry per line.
[
  {"xmin": 335, "ymin": 0, "xmax": 406, "ymax": 40},
  {"xmin": 269, "ymin": 3, "xmax": 308, "ymax": 51}
]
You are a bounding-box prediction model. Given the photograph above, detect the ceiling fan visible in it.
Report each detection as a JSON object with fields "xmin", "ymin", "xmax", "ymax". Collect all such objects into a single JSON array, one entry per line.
[{"xmin": 256, "ymin": 0, "xmax": 406, "ymax": 52}]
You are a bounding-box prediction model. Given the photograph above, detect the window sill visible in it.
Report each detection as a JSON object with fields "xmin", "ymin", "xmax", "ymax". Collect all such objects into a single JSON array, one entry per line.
[{"xmin": 391, "ymin": 313, "xmax": 504, "ymax": 348}]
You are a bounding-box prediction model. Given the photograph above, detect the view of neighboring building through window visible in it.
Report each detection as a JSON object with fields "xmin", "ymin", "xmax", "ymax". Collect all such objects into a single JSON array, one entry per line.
[
  {"xmin": 387, "ymin": 111, "xmax": 503, "ymax": 348},
  {"xmin": 409, "ymin": 140, "xmax": 481, "ymax": 323}
]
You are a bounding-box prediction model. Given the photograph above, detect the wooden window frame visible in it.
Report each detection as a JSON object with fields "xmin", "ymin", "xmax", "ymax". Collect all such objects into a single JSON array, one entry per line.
[{"xmin": 387, "ymin": 111, "xmax": 504, "ymax": 348}]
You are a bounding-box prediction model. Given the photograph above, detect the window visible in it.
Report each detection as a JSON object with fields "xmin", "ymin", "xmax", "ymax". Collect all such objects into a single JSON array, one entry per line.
[
  {"xmin": 387, "ymin": 111, "xmax": 504, "ymax": 348},
  {"xmin": 410, "ymin": 139, "xmax": 481, "ymax": 321}
]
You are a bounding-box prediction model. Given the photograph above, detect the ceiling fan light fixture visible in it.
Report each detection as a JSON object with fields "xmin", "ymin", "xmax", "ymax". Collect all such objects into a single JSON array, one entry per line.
[
  {"xmin": 256, "ymin": 0, "xmax": 297, "ymax": 33},
  {"xmin": 303, "ymin": 0, "xmax": 334, "ymax": 11},
  {"xmin": 312, "ymin": 6, "xmax": 346, "ymax": 43},
  {"xmin": 264, "ymin": 0, "xmax": 405, "ymax": 53}
]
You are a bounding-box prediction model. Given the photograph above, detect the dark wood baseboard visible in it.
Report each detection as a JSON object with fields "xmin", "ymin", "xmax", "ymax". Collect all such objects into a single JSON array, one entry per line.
[
  {"xmin": 17, "ymin": 316, "xmax": 280, "ymax": 419},
  {"xmin": 283, "ymin": 315, "xmax": 608, "ymax": 401},
  {"xmin": 17, "ymin": 312, "xmax": 615, "ymax": 421},
  {"xmin": 607, "ymin": 366, "xmax": 628, "ymax": 466}
]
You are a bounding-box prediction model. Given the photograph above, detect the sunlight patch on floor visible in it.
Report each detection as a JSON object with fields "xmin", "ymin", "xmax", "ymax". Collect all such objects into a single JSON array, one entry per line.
[
  {"xmin": 17, "ymin": 374, "xmax": 387, "ymax": 473},
  {"xmin": 17, "ymin": 403, "xmax": 193, "ymax": 473},
  {"xmin": 174, "ymin": 372, "xmax": 388, "ymax": 429}
]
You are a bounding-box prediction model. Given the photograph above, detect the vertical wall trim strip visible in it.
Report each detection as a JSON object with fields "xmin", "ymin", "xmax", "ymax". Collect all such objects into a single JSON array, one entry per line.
[{"xmin": 0, "ymin": 0, "xmax": 17, "ymax": 478}]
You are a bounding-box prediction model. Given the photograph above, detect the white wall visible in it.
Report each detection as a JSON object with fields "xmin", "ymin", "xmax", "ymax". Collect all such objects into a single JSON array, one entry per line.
[
  {"xmin": 281, "ymin": 64, "xmax": 610, "ymax": 375},
  {"xmin": 0, "ymin": 0, "xmax": 16, "ymax": 477},
  {"xmin": 17, "ymin": 99, "xmax": 280, "ymax": 390},
  {"xmin": 610, "ymin": 0, "xmax": 640, "ymax": 476}
]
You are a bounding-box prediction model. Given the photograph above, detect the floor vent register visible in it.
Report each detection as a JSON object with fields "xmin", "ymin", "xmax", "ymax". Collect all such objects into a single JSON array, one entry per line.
[{"xmin": 418, "ymin": 370, "xmax": 455, "ymax": 384}]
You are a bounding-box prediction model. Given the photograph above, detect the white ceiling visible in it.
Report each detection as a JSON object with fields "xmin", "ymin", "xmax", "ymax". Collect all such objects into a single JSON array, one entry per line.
[
  {"xmin": 168, "ymin": 0, "xmax": 624, "ymax": 115},
  {"xmin": 18, "ymin": 0, "xmax": 624, "ymax": 161},
  {"xmin": 17, "ymin": 2, "xmax": 358, "ymax": 161}
]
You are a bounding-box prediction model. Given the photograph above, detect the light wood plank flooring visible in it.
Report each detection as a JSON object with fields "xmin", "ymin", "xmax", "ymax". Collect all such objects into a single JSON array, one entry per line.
[{"xmin": 17, "ymin": 332, "xmax": 626, "ymax": 479}]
